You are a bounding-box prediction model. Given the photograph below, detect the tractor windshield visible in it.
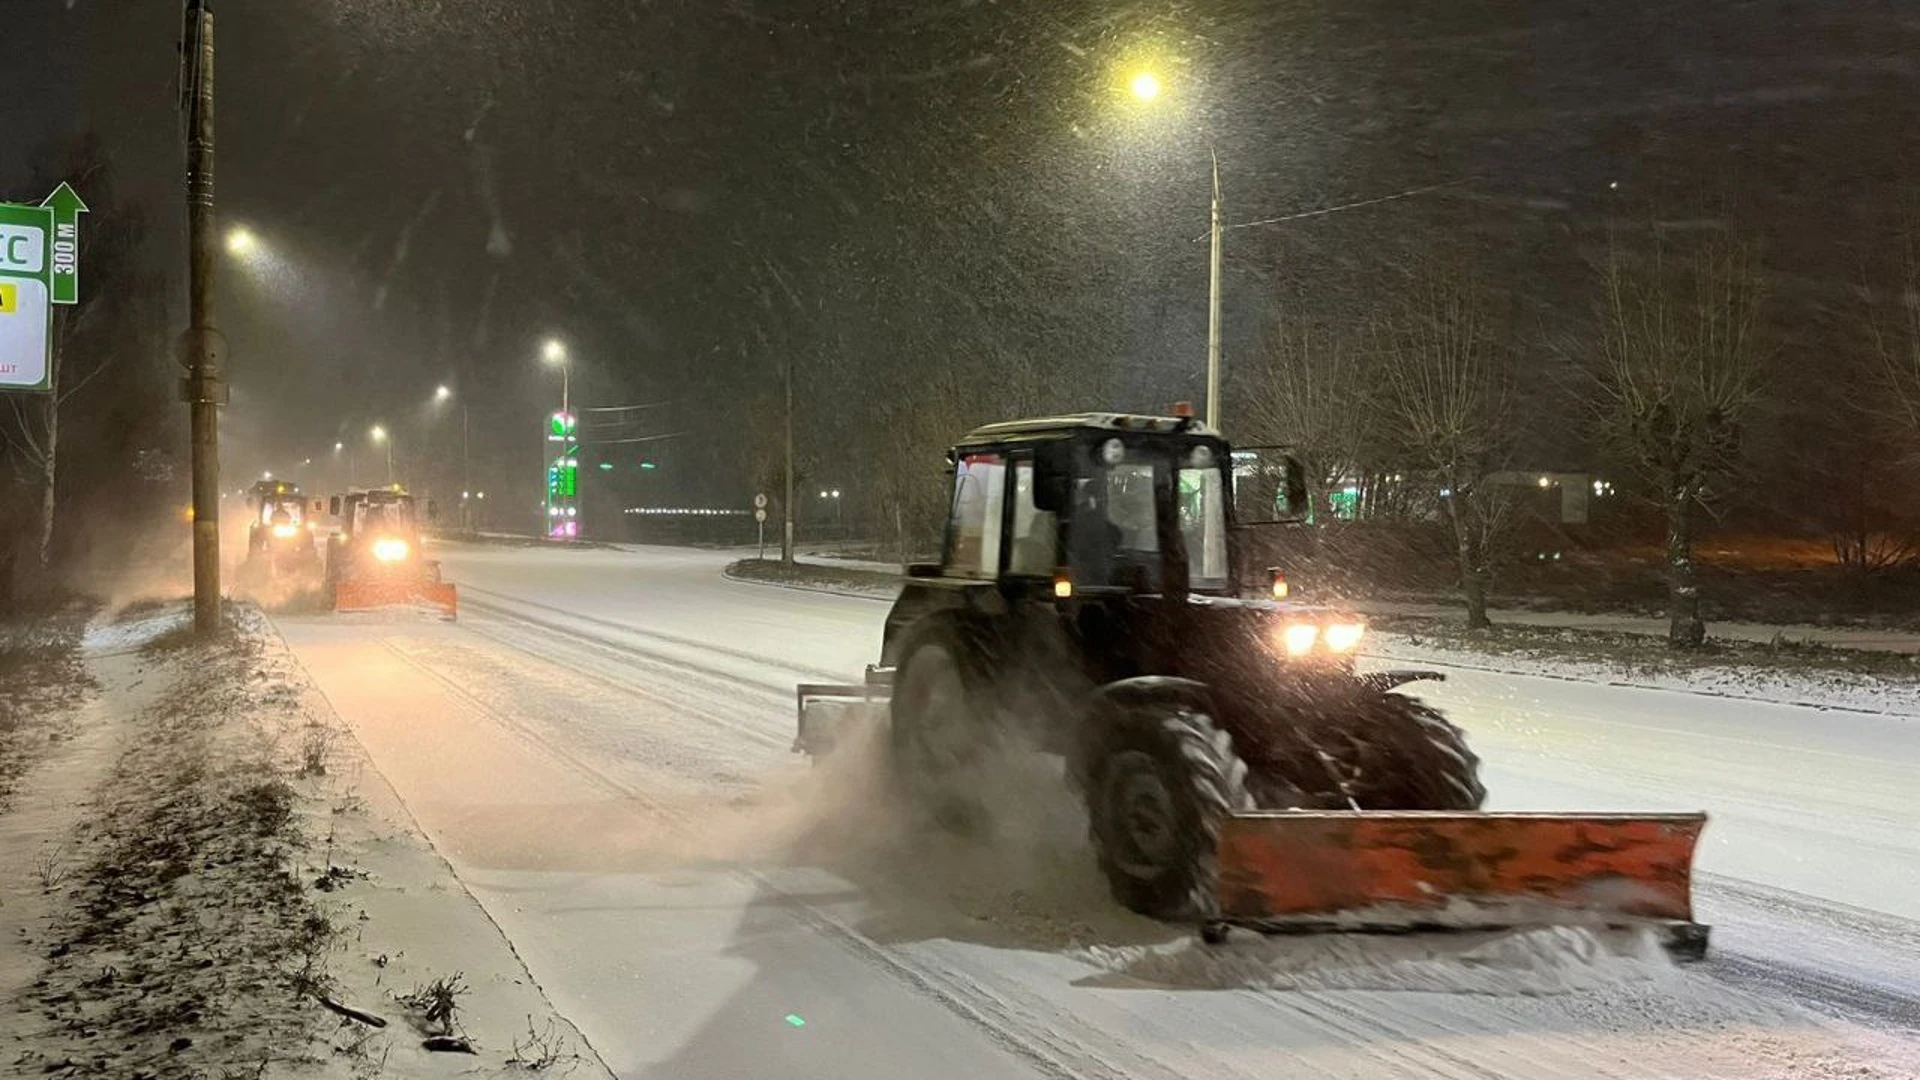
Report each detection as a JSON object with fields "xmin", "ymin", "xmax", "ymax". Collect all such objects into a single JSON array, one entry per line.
[
  {"xmin": 259, "ymin": 500, "xmax": 304, "ymax": 527},
  {"xmin": 1070, "ymin": 442, "xmax": 1230, "ymax": 594},
  {"xmin": 355, "ymin": 500, "xmax": 416, "ymax": 535}
]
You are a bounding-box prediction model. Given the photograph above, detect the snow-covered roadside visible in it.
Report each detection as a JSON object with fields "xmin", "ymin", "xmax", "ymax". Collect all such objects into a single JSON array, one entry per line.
[
  {"xmin": 1369, "ymin": 632, "xmax": 1920, "ymax": 718},
  {"xmin": 0, "ymin": 604, "xmax": 612, "ymax": 1080}
]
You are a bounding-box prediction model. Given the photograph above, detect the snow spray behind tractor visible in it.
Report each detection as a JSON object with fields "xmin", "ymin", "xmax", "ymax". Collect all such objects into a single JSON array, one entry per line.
[{"xmin": 796, "ymin": 413, "xmax": 1707, "ymax": 956}]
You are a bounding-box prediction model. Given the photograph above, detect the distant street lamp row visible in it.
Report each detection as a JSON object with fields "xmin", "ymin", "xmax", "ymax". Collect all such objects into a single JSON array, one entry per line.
[{"xmin": 225, "ymin": 225, "xmax": 574, "ymax": 525}]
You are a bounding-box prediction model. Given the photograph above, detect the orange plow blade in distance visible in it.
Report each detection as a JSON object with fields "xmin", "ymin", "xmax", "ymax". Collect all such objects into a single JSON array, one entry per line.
[
  {"xmin": 1211, "ymin": 811, "xmax": 1708, "ymax": 958},
  {"xmin": 333, "ymin": 579, "xmax": 459, "ymax": 620},
  {"xmin": 420, "ymin": 581, "xmax": 458, "ymax": 619}
]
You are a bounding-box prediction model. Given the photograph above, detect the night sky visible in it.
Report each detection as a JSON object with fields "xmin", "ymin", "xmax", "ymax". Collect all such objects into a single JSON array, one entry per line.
[{"xmin": 4, "ymin": 1, "xmax": 1916, "ymax": 521}]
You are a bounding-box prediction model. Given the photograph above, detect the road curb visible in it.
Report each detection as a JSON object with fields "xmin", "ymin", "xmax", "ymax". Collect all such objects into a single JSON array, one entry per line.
[{"xmin": 719, "ymin": 564, "xmax": 898, "ymax": 603}]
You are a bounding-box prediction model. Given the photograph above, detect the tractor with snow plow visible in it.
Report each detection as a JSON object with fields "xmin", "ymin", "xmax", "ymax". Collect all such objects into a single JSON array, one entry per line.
[
  {"xmin": 239, "ymin": 479, "xmax": 323, "ymax": 591},
  {"xmin": 797, "ymin": 412, "xmax": 1708, "ymax": 956},
  {"xmin": 323, "ymin": 488, "xmax": 457, "ymax": 619}
]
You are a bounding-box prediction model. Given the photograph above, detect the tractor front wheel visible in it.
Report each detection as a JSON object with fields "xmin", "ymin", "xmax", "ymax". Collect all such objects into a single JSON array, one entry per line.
[
  {"xmin": 890, "ymin": 628, "xmax": 996, "ymax": 834},
  {"xmin": 1356, "ymin": 693, "xmax": 1485, "ymax": 810},
  {"xmin": 1088, "ymin": 705, "xmax": 1251, "ymax": 921}
]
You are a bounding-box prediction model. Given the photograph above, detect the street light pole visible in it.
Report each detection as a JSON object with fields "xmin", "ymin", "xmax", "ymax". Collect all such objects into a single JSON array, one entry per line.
[
  {"xmin": 1206, "ymin": 148, "xmax": 1223, "ymax": 431},
  {"xmin": 179, "ymin": 0, "xmax": 227, "ymax": 634},
  {"xmin": 782, "ymin": 348, "xmax": 795, "ymax": 565},
  {"xmin": 370, "ymin": 426, "xmax": 392, "ymax": 486}
]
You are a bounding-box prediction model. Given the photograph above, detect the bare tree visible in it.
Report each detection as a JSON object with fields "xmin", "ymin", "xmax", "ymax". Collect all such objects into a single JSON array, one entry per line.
[
  {"xmin": 1373, "ymin": 264, "xmax": 1516, "ymax": 630},
  {"xmin": 1864, "ymin": 213, "xmax": 1920, "ymax": 442},
  {"xmin": 866, "ymin": 375, "xmax": 970, "ymax": 565},
  {"xmin": 1836, "ymin": 211, "xmax": 1920, "ymax": 573},
  {"xmin": 5, "ymin": 307, "xmax": 113, "ymax": 568},
  {"xmin": 1587, "ymin": 226, "xmax": 1770, "ymax": 647},
  {"xmin": 1233, "ymin": 316, "xmax": 1381, "ymax": 513}
]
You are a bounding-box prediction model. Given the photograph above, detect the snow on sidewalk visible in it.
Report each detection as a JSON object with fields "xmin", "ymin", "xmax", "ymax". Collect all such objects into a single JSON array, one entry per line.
[{"xmin": 0, "ymin": 603, "xmax": 613, "ymax": 1080}]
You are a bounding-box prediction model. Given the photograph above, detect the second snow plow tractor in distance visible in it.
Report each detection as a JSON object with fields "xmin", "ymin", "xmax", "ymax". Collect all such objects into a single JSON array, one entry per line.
[
  {"xmin": 798, "ymin": 413, "xmax": 1707, "ymax": 956},
  {"xmin": 323, "ymin": 488, "xmax": 457, "ymax": 619},
  {"xmin": 240, "ymin": 479, "xmax": 322, "ymax": 590}
]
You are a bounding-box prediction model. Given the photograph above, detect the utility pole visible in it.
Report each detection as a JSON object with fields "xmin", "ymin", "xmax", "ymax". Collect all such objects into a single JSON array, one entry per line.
[
  {"xmin": 781, "ymin": 348, "xmax": 794, "ymax": 565},
  {"xmin": 179, "ymin": 0, "xmax": 227, "ymax": 634},
  {"xmin": 1205, "ymin": 148, "xmax": 1223, "ymax": 431}
]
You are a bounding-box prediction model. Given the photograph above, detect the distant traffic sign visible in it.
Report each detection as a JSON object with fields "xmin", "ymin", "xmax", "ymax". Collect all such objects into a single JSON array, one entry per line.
[
  {"xmin": 754, "ymin": 492, "xmax": 769, "ymax": 509},
  {"xmin": 0, "ymin": 185, "xmax": 86, "ymax": 394}
]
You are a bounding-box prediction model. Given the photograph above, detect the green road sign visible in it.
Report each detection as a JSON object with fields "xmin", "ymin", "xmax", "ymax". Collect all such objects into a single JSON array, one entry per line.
[
  {"xmin": 0, "ymin": 185, "xmax": 85, "ymax": 393},
  {"xmin": 40, "ymin": 183, "xmax": 88, "ymax": 306}
]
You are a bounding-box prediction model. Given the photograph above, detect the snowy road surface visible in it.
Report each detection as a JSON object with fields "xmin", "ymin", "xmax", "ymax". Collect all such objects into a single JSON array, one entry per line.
[{"xmin": 271, "ymin": 543, "xmax": 1920, "ymax": 1078}]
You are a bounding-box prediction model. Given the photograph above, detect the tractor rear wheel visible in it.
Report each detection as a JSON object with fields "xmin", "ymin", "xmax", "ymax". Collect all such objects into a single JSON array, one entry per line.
[
  {"xmin": 1356, "ymin": 693, "xmax": 1485, "ymax": 810},
  {"xmin": 1087, "ymin": 704, "xmax": 1251, "ymax": 921},
  {"xmin": 890, "ymin": 627, "xmax": 996, "ymax": 833}
]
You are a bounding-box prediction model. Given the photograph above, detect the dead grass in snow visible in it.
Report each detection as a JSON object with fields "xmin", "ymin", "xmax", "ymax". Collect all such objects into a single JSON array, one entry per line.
[
  {"xmin": 14, "ymin": 630, "xmax": 335, "ymax": 1078},
  {"xmin": 0, "ymin": 603, "xmax": 95, "ymax": 811}
]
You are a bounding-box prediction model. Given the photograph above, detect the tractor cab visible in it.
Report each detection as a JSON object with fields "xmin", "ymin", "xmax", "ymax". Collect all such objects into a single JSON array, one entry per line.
[
  {"xmin": 925, "ymin": 412, "xmax": 1307, "ymax": 601},
  {"xmin": 244, "ymin": 480, "xmax": 319, "ymax": 569},
  {"xmin": 323, "ymin": 488, "xmax": 457, "ymax": 617},
  {"xmin": 331, "ymin": 488, "xmax": 427, "ymax": 551}
]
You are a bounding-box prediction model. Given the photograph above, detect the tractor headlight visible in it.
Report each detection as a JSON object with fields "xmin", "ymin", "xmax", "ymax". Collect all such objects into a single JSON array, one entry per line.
[
  {"xmin": 1279, "ymin": 622, "xmax": 1319, "ymax": 657},
  {"xmin": 1323, "ymin": 622, "xmax": 1366, "ymax": 653},
  {"xmin": 372, "ymin": 537, "xmax": 410, "ymax": 563},
  {"xmin": 271, "ymin": 524, "xmax": 299, "ymax": 539}
]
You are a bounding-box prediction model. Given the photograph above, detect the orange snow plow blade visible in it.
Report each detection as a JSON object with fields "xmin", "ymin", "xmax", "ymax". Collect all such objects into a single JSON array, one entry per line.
[
  {"xmin": 333, "ymin": 579, "xmax": 458, "ymax": 619},
  {"xmin": 1212, "ymin": 811, "xmax": 1708, "ymax": 956}
]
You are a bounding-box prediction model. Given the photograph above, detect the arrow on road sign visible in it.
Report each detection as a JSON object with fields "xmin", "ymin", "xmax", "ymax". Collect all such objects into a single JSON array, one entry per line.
[{"xmin": 39, "ymin": 182, "xmax": 87, "ymax": 306}]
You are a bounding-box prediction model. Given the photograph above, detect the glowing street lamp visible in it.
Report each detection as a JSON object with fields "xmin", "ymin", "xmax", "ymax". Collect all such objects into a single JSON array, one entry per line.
[
  {"xmin": 1129, "ymin": 71, "xmax": 1162, "ymax": 102},
  {"xmin": 225, "ymin": 226, "xmax": 259, "ymax": 257},
  {"xmin": 369, "ymin": 424, "xmax": 393, "ymax": 485}
]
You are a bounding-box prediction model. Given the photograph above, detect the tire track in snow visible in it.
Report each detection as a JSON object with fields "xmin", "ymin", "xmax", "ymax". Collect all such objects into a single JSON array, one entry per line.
[
  {"xmin": 1696, "ymin": 876, "xmax": 1920, "ymax": 1032},
  {"xmin": 461, "ymin": 585, "xmax": 847, "ymax": 684},
  {"xmin": 455, "ymin": 600, "xmax": 792, "ymax": 753},
  {"xmin": 1711, "ymin": 954, "xmax": 1920, "ymax": 1033},
  {"xmin": 373, "ymin": 635, "xmax": 1184, "ymax": 1080}
]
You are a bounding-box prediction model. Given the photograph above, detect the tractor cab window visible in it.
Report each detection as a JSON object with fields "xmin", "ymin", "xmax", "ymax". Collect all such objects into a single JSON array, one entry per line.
[
  {"xmin": 356, "ymin": 500, "xmax": 415, "ymax": 535},
  {"xmin": 945, "ymin": 453, "xmax": 1006, "ymax": 578},
  {"xmin": 1178, "ymin": 453, "xmax": 1230, "ymax": 591},
  {"xmin": 1007, "ymin": 461, "xmax": 1058, "ymax": 576},
  {"xmin": 260, "ymin": 501, "xmax": 303, "ymax": 527},
  {"xmin": 1069, "ymin": 457, "xmax": 1163, "ymax": 590}
]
